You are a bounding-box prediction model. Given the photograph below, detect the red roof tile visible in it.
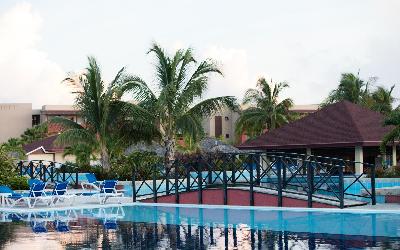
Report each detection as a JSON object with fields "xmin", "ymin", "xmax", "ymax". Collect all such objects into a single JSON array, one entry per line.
[
  {"xmin": 23, "ymin": 135, "xmax": 64, "ymax": 154},
  {"xmin": 238, "ymin": 101, "xmax": 395, "ymax": 149}
]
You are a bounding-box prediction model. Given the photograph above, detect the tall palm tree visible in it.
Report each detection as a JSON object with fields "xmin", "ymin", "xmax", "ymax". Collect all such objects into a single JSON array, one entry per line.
[
  {"xmin": 323, "ymin": 72, "xmax": 371, "ymax": 106},
  {"xmin": 369, "ymin": 85, "xmax": 396, "ymax": 115},
  {"xmin": 125, "ymin": 43, "xmax": 237, "ymax": 168},
  {"xmin": 235, "ymin": 77, "xmax": 294, "ymax": 138},
  {"xmin": 380, "ymin": 108, "xmax": 400, "ymax": 153},
  {"xmin": 52, "ymin": 56, "xmax": 158, "ymax": 169}
]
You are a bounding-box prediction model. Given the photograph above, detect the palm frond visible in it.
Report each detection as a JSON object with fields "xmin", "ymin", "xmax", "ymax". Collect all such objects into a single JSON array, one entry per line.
[
  {"xmin": 49, "ymin": 117, "xmax": 84, "ymax": 130},
  {"xmin": 188, "ymin": 96, "xmax": 238, "ymax": 117}
]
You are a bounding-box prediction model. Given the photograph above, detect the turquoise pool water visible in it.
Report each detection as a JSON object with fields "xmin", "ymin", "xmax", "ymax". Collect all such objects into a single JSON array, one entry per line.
[{"xmin": 0, "ymin": 204, "xmax": 399, "ymax": 249}]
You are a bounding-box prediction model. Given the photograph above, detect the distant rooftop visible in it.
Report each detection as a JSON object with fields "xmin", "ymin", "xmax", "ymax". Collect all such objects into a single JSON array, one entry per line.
[
  {"xmin": 41, "ymin": 105, "xmax": 78, "ymax": 115},
  {"xmin": 239, "ymin": 101, "xmax": 395, "ymax": 149},
  {"xmin": 289, "ymin": 104, "xmax": 319, "ymax": 113}
]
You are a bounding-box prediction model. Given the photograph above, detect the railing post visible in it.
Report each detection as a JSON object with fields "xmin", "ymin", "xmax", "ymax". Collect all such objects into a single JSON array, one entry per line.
[
  {"xmin": 223, "ymin": 160, "xmax": 228, "ymax": 205},
  {"xmin": 338, "ymin": 166, "xmax": 344, "ymax": 209},
  {"xmin": 29, "ymin": 161, "xmax": 34, "ymax": 179},
  {"xmin": 231, "ymin": 155, "xmax": 236, "ymax": 184},
  {"xmin": 75, "ymin": 171, "xmax": 79, "ymax": 189},
  {"xmin": 153, "ymin": 164, "xmax": 157, "ymax": 203},
  {"xmin": 132, "ymin": 163, "xmax": 136, "ymax": 202},
  {"xmin": 256, "ymin": 153, "xmax": 261, "ymax": 186},
  {"xmin": 250, "ymin": 156, "xmax": 254, "ymax": 206},
  {"xmin": 307, "ymin": 161, "xmax": 314, "ymax": 208},
  {"xmin": 175, "ymin": 162, "xmax": 179, "ymax": 204},
  {"xmin": 277, "ymin": 158, "xmax": 283, "ymax": 207},
  {"xmin": 198, "ymin": 158, "xmax": 203, "ymax": 204},
  {"xmin": 166, "ymin": 165, "xmax": 170, "ymax": 195},
  {"xmin": 43, "ymin": 164, "xmax": 47, "ymax": 182},
  {"xmin": 371, "ymin": 164, "xmax": 376, "ymax": 205},
  {"xmin": 50, "ymin": 162, "xmax": 54, "ymax": 182},
  {"xmin": 186, "ymin": 164, "xmax": 191, "ymax": 192}
]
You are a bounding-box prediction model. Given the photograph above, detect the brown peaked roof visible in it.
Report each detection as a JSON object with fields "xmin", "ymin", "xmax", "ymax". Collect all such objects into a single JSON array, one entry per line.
[
  {"xmin": 238, "ymin": 101, "xmax": 395, "ymax": 149},
  {"xmin": 23, "ymin": 135, "xmax": 64, "ymax": 154}
]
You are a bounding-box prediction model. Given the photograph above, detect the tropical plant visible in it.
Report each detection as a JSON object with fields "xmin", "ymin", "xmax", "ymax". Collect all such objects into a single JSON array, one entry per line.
[
  {"xmin": 0, "ymin": 149, "xmax": 28, "ymax": 190},
  {"xmin": 0, "ymin": 138, "xmax": 25, "ymax": 159},
  {"xmin": 51, "ymin": 56, "xmax": 159, "ymax": 169},
  {"xmin": 322, "ymin": 72, "xmax": 371, "ymax": 106},
  {"xmin": 63, "ymin": 143, "xmax": 96, "ymax": 168},
  {"xmin": 20, "ymin": 123, "xmax": 48, "ymax": 144},
  {"xmin": 235, "ymin": 77, "xmax": 294, "ymax": 138},
  {"xmin": 380, "ymin": 108, "xmax": 400, "ymax": 154},
  {"xmin": 322, "ymin": 72, "xmax": 396, "ymax": 115},
  {"xmin": 125, "ymin": 43, "xmax": 237, "ymax": 168},
  {"xmin": 369, "ymin": 85, "xmax": 396, "ymax": 115}
]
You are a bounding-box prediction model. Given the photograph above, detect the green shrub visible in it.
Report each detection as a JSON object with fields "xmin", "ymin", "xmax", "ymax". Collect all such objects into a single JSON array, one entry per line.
[
  {"xmin": 111, "ymin": 152, "xmax": 162, "ymax": 180},
  {"xmin": 7, "ymin": 176, "xmax": 29, "ymax": 190},
  {"xmin": 0, "ymin": 150, "xmax": 29, "ymax": 190},
  {"xmin": 371, "ymin": 166, "xmax": 400, "ymax": 178}
]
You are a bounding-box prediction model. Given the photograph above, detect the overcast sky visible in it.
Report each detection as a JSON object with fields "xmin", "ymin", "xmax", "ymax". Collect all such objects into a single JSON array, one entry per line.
[{"xmin": 0, "ymin": 0, "xmax": 399, "ymax": 108}]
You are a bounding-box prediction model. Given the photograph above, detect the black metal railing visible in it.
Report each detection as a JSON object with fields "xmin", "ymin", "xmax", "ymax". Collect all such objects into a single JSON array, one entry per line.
[
  {"xmin": 132, "ymin": 152, "xmax": 376, "ymax": 208},
  {"xmin": 16, "ymin": 160, "xmax": 80, "ymax": 188}
]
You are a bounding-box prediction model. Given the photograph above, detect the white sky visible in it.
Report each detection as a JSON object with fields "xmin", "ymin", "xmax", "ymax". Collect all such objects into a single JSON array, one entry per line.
[{"xmin": 0, "ymin": 0, "xmax": 399, "ymax": 108}]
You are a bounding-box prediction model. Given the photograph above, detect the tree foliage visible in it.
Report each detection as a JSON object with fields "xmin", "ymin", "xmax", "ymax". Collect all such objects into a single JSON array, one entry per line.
[
  {"xmin": 52, "ymin": 56, "xmax": 159, "ymax": 169},
  {"xmin": 126, "ymin": 43, "xmax": 238, "ymax": 166},
  {"xmin": 380, "ymin": 108, "xmax": 400, "ymax": 154},
  {"xmin": 235, "ymin": 77, "xmax": 294, "ymax": 138},
  {"xmin": 322, "ymin": 72, "xmax": 396, "ymax": 115}
]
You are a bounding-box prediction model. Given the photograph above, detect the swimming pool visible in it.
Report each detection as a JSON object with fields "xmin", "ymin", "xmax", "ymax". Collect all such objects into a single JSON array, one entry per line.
[{"xmin": 0, "ymin": 204, "xmax": 399, "ymax": 249}]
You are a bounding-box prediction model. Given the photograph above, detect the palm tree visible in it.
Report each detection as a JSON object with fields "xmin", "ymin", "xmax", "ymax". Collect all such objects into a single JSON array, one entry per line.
[
  {"xmin": 0, "ymin": 138, "xmax": 25, "ymax": 159},
  {"xmin": 51, "ymin": 56, "xmax": 158, "ymax": 169},
  {"xmin": 322, "ymin": 72, "xmax": 371, "ymax": 106},
  {"xmin": 125, "ymin": 43, "xmax": 237, "ymax": 168},
  {"xmin": 369, "ymin": 85, "xmax": 396, "ymax": 115},
  {"xmin": 380, "ymin": 108, "xmax": 400, "ymax": 153},
  {"xmin": 63, "ymin": 143, "xmax": 95, "ymax": 168},
  {"xmin": 235, "ymin": 77, "xmax": 293, "ymax": 138}
]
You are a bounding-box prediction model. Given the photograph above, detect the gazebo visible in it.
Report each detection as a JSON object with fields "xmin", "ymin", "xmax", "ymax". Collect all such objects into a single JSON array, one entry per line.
[{"xmin": 238, "ymin": 101, "xmax": 398, "ymax": 174}]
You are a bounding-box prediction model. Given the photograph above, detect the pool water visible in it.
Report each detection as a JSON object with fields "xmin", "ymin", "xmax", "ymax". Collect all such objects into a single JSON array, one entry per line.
[{"xmin": 0, "ymin": 204, "xmax": 400, "ymax": 249}]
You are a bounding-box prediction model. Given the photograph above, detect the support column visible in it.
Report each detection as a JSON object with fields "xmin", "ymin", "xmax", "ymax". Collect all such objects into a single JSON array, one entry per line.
[
  {"xmin": 392, "ymin": 145, "xmax": 397, "ymax": 167},
  {"xmin": 355, "ymin": 146, "xmax": 364, "ymax": 174},
  {"xmin": 306, "ymin": 148, "xmax": 312, "ymax": 156}
]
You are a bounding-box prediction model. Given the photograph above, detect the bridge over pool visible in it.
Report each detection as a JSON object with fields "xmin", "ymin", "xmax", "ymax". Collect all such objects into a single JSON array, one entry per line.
[
  {"xmin": 132, "ymin": 152, "xmax": 376, "ymax": 209},
  {"xmin": 16, "ymin": 152, "xmax": 377, "ymax": 209}
]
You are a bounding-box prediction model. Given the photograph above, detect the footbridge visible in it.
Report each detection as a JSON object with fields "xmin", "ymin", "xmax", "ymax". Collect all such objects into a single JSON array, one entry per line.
[{"xmin": 133, "ymin": 152, "xmax": 376, "ymax": 209}]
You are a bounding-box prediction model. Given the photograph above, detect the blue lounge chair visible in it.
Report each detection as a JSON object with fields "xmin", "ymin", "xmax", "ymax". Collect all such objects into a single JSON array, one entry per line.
[
  {"xmin": 98, "ymin": 180, "xmax": 124, "ymax": 204},
  {"xmin": 28, "ymin": 179, "xmax": 42, "ymax": 188},
  {"xmin": 53, "ymin": 220, "xmax": 70, "ymax": 232},
  {"xmin": 81, "ymin": 173, "xmax": 102, "ymax": 191},
  {"xmin": 49, "ymin": 181, "xmax": 76, "ymax": 206},
  {"xmin": 4, "ymin": 182, "xmax": 48, "ymax": 208},
  {"xmin": 0, "ymin": 186, "xmax": 24, "ymax": 204},
  {"xmin": 30, "ymin": 221, "xmax": 47, "ymax": 233},
  {"xmin": 82, "ymin": 180, "xmax": 123, "ymax": 204}
]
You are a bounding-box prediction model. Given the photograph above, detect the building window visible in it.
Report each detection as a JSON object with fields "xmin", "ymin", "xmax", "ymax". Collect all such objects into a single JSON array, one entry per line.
[
  {"xmin": 225, "ymin": 116, "xmax": 229, "ymax": 121},
  {"xmin": 32, "ymin": 115, "xmax": 40, "ymax": 126},
  {"xmin": 225, "ymin": 134, "xmax": 230, "ymax": 139}
]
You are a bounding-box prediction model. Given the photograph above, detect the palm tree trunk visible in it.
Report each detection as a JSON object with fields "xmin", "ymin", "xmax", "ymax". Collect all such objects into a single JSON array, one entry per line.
[
  {"xmin": 100, "ymin": 145, "xmax": 111, "ymax": 169},
  {"xmin": 164, "ymin": 136, "xmax": 176, "ymax": 169}
]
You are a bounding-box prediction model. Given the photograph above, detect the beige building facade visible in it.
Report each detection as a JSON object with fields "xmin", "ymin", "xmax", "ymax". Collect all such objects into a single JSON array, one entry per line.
[
  {"xmin": 0, "ymin": 103, "xmax": 33, "ymax": 143},
  {"xmin": 202, "ymin": 104, "xmax": 319, "ymax": 144},
  {"xmin": 0, "ymin": 103, "xmax": 81, "ymax": 143}
]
